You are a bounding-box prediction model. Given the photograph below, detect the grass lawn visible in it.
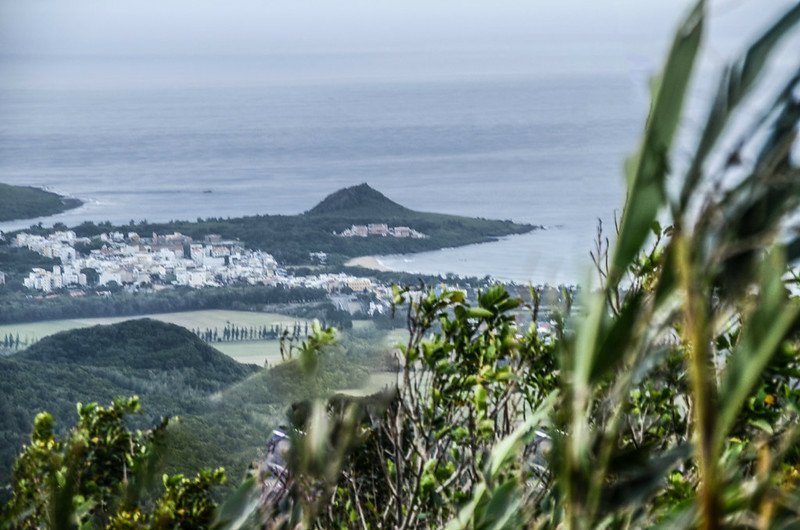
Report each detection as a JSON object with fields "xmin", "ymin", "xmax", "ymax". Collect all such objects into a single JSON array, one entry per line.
[
  {"xmin": 214, "ymin": 341, "xmax": 285, "ymax": 367},
  {"xmin": 351, "ymin": 319, "xmax": 375, "ymax": 331}
]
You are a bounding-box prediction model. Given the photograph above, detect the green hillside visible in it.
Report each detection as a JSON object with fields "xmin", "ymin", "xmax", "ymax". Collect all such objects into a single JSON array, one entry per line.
[
  {"xmin": 66, "ymin": 184, "xmax": 537, "ymax": 264},
  {"xmin": 307, "ymin": 182, "xmax": 410, "ymax": 216},
  {"xmin": 0, "ymin": 182, "xmax": 82, "ymax": 222},
  {"xmin": 0, "ymin": 319, "xmax": 258, "ymax": 485},
  {"xmin": 20, "ymin": 319, "xmax": 255, "ymax": 381},
  {"xmin": 0, "ymin": 319, "xmax": 383, "ymax": 488}
]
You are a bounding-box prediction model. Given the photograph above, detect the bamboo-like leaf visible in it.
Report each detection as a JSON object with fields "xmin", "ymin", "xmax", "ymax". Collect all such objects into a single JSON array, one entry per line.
[
  {"xmin": 445, "ymin": 484, "xmax": 487, "ymax": 530},
  {"xmin": 679, "ymin": 3, "xmax": 800, "ymax": 209},
  {"xmin": 610, "ymin": 0, "xmax": 704, "ymax": 281},
  {"xmin": 481, "ymin": 480, "xmax": 523, "ymax": 530},
  {"xmin": 601, "ymin": 444, "xmax": 691, "ymax": 513},
  {"xmin": 589, "ymin": 291, "xmax": 644, "ymax": 383},
  {"xmin": 212, "ymin": 478, "xmax": 261, "ymax": 530},
  {"xmin": 489, "ymin": 391, "xmax": 557, "ymax": 477}
]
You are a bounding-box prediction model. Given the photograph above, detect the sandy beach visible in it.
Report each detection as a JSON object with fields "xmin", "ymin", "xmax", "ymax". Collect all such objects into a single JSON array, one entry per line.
[{"xmin": 345, "ymin": 256, "xmax": 395, "ymax": 272}]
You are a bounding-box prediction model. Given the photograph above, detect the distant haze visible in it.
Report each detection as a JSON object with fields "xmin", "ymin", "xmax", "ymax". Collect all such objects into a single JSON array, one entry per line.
[{"xmin": 3, "ymin": 1, "xmax": 796, "ymax": 57}]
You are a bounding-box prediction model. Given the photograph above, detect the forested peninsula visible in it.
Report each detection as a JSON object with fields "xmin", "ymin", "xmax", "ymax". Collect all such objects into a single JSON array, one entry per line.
[
  {"xmin": 61, "ymin": 183, "xmax": 538, "ymax": 264},
  {"xmin": 0, "ymin": 183, "xmax": 82, "ymax": 222}
]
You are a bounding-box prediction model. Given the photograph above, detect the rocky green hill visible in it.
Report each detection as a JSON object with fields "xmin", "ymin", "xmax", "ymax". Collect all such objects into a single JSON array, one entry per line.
[
  {"xmin": 307, "ymin": 183, "xmax": 410, "ymax": 216},
  {"xmin": 0, "ymin": 183, "xmax": 82, "ymax": 222}
]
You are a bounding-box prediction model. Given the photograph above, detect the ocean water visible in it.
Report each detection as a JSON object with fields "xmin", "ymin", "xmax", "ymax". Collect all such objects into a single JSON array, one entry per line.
[{"xmin": 0, "ymin": 53, "xmax": 649, "ymax": 284}]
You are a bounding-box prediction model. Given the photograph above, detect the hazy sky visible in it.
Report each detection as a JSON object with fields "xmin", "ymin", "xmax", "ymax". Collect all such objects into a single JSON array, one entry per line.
[
  {"xmin": 0, "ymin": 1, "xmax": 797, "ymax": 91},
  {"xmin": 1, "ymin": 0, "xmax": 795, "ymax": 58}
]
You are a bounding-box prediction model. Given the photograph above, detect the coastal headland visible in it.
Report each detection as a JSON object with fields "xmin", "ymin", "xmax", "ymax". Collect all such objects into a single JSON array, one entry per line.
[{"xmin": 0, "ymin": 183, "xmax": 83, "ymax": 222}]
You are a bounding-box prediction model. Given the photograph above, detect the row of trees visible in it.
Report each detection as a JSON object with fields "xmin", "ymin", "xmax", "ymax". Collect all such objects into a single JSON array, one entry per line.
[
  {"xmin": 191, "ymin": 322, "xmax": 310, "ymax": 343},
  {"xmin": 1, "ymin": 334, "xmax": 23, "ymax": 351}
]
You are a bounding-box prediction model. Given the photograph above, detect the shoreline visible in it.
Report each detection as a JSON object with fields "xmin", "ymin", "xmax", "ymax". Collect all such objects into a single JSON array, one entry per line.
[
  {"xmin": 0, "ymin": 183, "xmax": 84, "ymax": 224},
  {"xmin": 344, "ymin": 256, "xmax": 395, "ymax": 272}
]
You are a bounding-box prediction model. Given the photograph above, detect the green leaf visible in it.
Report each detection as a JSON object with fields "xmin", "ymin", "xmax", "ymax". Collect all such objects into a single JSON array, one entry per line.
[
  {"xmin": 589, "ymin": 291, "xmax": 644, "ymax": 383},
  {"xmin": 467, "ymin": 307, "xmax": 494, "ymax": 319},
  {"xmin": 610, "ymin": 0, "xmax": 704, "ymax": 280},
  {"xmin": 212, "ymin": 478, "xmax": 261, "ymax": 530},
  {"xmin": 445, "ymin": 393, "xmax": 556, "ymax": 530},
  {"xmin": 444, "ymin": 483, "xmax": 487, "ymax": 530},
  {"xmin": 480, "ymin": 479, "xmax": 523, "ymax": 530},
  {"xmin": 489, "ymin": 392, "xmax": 556, "ymax": 477},
  {"xmin": 679, "ymin": 2, "xmax": 800, "ymax": 208}
]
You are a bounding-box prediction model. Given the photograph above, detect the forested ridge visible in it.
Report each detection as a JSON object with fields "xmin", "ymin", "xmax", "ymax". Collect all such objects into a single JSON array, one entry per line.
[
  {"xmin": 0, "ymin": 285, "xmax": 328, "ymax": 324},
  {"xmin": 0, "ymin": 183, "xmax": 82, "ymax": 222}
]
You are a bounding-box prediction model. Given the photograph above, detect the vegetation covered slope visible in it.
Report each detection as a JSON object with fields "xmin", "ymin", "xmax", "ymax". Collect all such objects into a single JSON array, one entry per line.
[
  {"xmin": 0, "ymin": 319, "xmax": 382, "ymax": 490},
  {"xmin": 0, "ymin": 182, "xmax": 82, "ymax": 222},
  {"xmin": 306, "ymin": 182, "xmax": 411, "ymax": 216},
  {"xmin": 66, "ymin": 184, "xmax": 535, "ymax": 264},
  {"xmin": 20, "ymin": 319, "xmax": 254, "ymax": 378},
  {"xmin": 0, "ymin": 319, "xmax": 258, "ymax": 485}
]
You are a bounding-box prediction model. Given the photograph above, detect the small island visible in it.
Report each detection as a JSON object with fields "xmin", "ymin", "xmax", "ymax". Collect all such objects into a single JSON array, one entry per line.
[{"xmin": 0, "ymin": 183, "xmax": 82, "ymax": 222}]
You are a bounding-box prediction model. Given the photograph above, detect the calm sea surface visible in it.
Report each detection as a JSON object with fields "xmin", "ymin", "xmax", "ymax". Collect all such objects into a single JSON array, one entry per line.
[{"xmin": 0, "ymin": 53, "xmax": 649, "ymax": 284}]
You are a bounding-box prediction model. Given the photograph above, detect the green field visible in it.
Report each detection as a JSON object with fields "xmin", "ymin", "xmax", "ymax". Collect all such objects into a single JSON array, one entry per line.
[
  {"xmin": 0, "ymin": 310, "xmax": 311, "ymax": 351},
  {"xmin": 213, "ymin": 341, "xmax": 285, "ymax": 367}
]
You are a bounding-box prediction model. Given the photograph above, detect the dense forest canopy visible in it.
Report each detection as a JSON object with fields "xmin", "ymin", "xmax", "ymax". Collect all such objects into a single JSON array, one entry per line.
[{"xmin": 0, "ymin": 183, "xmax": 82, "ymax": 222}]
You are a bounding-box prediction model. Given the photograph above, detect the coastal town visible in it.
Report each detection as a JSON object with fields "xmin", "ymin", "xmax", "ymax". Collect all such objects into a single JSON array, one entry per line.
[{"xmin": 9, "ymin": 229, "xmax": 394, "ymax": 315}]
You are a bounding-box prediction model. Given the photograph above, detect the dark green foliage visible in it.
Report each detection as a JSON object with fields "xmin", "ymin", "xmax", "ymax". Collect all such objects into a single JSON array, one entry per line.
[
  {"xmin": 0, "ymin": 318, "xmax": 380, "ymax": 502},
  {"xmin": 306, "ymin": 183, "xmax": 410, "ymax": 216},
  {"xmin": 1, "ymin": 397, "xmax": 226, "ymax": 529},
  {"xmin": 0, "ymin": 183, "xmax": 82, "ymax": 222},
  {"xmin": 20, "ymin": 320, "xmax": 255, "ymax": 376},
  {"xmin": 0, "ymin": 245, "xmax": 60, "ymax": 291},
  {"xmin": 262, "ymin": 285, "xmax": 558, "ymax": 529}
]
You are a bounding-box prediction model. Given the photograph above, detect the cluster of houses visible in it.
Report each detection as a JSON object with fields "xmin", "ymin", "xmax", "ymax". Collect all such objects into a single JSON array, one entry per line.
[
  {"xmin": 14, "ymin": 230, "xmax": 278, "ymax": 292},
  {"xmin": 337, "ymin": 223, "xmax": 427, "ymax": 239},
  {"xmin": 10, "ymin": 230, "xmax": 395, "ymax": 315}
]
